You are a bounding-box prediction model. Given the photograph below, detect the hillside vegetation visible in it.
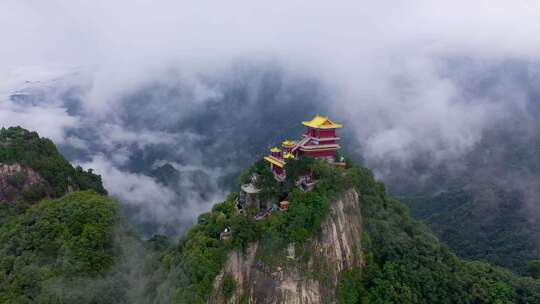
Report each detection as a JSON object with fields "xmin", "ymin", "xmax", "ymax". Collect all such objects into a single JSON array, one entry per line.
[
  {"xmin": 0, "ymin": 191, "xmax": 127, "ymax": 303},
  {"xmin": 0, "ymin": 128, "xmax": 149, "ymax": 304},
  {"xmin": 405, "ymin": 187, "xmax": 540, "ymax": 275},
  {"xmin": 394, "ymin": 125, "xmax": 540, "ymax": 275},
  {"xmin": 0, "ymin": 126, "xmax": 106, "ymax": 201},
  {"xmin": 361, "ymin": 184, "xmax": 540, "ymax": 303},
  {"xmin": 149, "ymin": 157, "xmax": 540, "ymax": 303}
]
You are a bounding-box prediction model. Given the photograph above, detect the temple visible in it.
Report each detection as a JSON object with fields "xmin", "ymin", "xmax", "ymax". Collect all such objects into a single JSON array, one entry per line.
[{"xmin": 264, "ymin": 114, "xmax": 343, "ymax": 180}]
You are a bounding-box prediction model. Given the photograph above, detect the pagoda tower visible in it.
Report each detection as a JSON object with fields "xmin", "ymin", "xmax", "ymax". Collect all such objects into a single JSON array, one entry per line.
[
  {"xmin": 293, "ymin": 115, "xmax": 342, "ymax": 160},
  {"xmin": 264, "ymin": 115, "xmax": 343, "ymax": 179}
]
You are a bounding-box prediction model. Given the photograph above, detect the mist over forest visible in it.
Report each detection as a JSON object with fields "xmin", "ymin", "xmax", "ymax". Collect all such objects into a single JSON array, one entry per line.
[{"xmin": 2, "ymin": 1, "xmax": 540, "ymax": 274}]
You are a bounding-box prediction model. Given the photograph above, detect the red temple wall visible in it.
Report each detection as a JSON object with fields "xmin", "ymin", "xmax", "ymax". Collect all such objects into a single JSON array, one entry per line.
[
  {"xmin": 317, "ymin": 139, "xmax": 336, "ymax": 144},
  {"xmin": 304, "ymin": 150, "xmax": 336, "ymax": 158},
  {"xmin": 306, "ymin": 128, "xmax": 337, "ymax": 138},
  {"xmin": 318, "ymin": 129, "xmax": 336, "ymax": 137}
]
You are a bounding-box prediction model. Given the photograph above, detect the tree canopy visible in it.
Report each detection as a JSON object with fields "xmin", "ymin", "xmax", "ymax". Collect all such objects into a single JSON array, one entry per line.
[{"xmin": 0, "ymin": 191, "xmax": 123, "ymax": 303}]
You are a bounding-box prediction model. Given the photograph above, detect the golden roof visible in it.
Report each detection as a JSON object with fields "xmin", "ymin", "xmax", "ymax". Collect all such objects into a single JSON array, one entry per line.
[
  {"xmin": 302, "ymin": 114, "xmax": 343, "ymax": 129},
  {"xmin": 270, "ymin": 147, "xmax": 281, "ymax": 153},
  {"xmin": 284, "ymin": 152, "xmax": 295, "ymax": 159},
  {"xmin": 264, "ymin": 156, "xmax": 285, "ymax": 168},
  {"xmin": 282, "ymin": 140, "xmax": 295, "ymax": 147}
]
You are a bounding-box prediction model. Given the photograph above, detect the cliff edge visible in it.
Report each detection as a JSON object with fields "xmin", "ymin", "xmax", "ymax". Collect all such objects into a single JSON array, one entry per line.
[{"xmin": 211, "ymin": 189, "xmax": 362, "ymax": 304}]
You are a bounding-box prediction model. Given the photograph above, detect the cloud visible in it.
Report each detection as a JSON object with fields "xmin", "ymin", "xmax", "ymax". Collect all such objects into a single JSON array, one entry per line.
[
  {"xmin": 79, "ymin": 155, "xmax": 177, "ymax": 219},
  {"xmin": 78, "ymin": 154, "xmax": 224, "ymax": 236},
  {"xmin": 347, "ymin": 56, "xmax": 528, "ymax": 167},
  {"xmin": 0, "ymin": 100, "xmax": 78, "ymax": 144},
  {"xmin": 96, "ymin": 124, "xmax": 184, "ymax": 149}
]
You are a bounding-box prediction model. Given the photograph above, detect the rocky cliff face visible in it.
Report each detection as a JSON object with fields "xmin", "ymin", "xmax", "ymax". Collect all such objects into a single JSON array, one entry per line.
[
  {"xmin": 211, "ymin": 189, "xmax": 363, "ymax": 304},
  {"xmin": 0, "ymin": 163, "xmax": 49, "ymax": 203}
]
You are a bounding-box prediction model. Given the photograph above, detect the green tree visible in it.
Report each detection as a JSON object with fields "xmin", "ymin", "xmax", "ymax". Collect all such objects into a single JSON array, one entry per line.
[
  {"xmin": 0, "ymin": 191, "xmax": 122, "ymax": 302},
  {"xmin": 528, "ymin": 260, "xmax": 540, "ymax": 279}
]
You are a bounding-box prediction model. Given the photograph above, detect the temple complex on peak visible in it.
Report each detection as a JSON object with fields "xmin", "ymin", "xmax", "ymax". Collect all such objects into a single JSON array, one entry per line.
[{"xmin": 264, "ymin": 114, "xmax": 343, "ymax": 180}]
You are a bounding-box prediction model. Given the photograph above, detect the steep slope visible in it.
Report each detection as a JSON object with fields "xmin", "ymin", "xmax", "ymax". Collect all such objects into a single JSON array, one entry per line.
[
  {"xmin": 211, "ymin": 190, "xmax": 362, "ymax": 303},
  {"xmin": 394, "ymin": 124, "xmax": 540, "ymax": 274},
  {"xmin": 359, "ymin": 182, "xmax": 540, "ymax": 303},
  {"xmin": 0, "ymin": 163, "xmax": 48, "ymax": 203},
  {"xmin": 405, "ymin": 187, "xmax": 540, "ymax": 274}
]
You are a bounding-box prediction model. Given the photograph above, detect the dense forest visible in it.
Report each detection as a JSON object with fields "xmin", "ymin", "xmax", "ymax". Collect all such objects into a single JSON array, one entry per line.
[
  {"xmin": 0, "ymin": 192, "xmax": 121, "ymax": 302},
  {"xmin": 405, "ymin": 187, "xmax": 540, "ymax": 275},
  {"xmin": 393, "ymin": 124, "xmax": 540, "ymax": 275}
]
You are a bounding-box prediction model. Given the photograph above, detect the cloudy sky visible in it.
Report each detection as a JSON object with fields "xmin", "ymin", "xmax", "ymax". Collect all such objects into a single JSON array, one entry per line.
[
  {"xmin": 2, "ymin": 1, "xmax": 539, "ymax": 151},
  {"xmin": 2, "ymin": 0, "xmax": 540, "ymax": 236}
]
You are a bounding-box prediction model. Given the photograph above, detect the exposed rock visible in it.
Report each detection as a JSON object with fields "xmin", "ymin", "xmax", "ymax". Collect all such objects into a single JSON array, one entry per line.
[
  {"xmin": 0, "ymin": 163, "xmax": 49, "ymax": 203},
  {"xmin": 211, "ymin": 189, "xmax": 363, "ymax": 304}
]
